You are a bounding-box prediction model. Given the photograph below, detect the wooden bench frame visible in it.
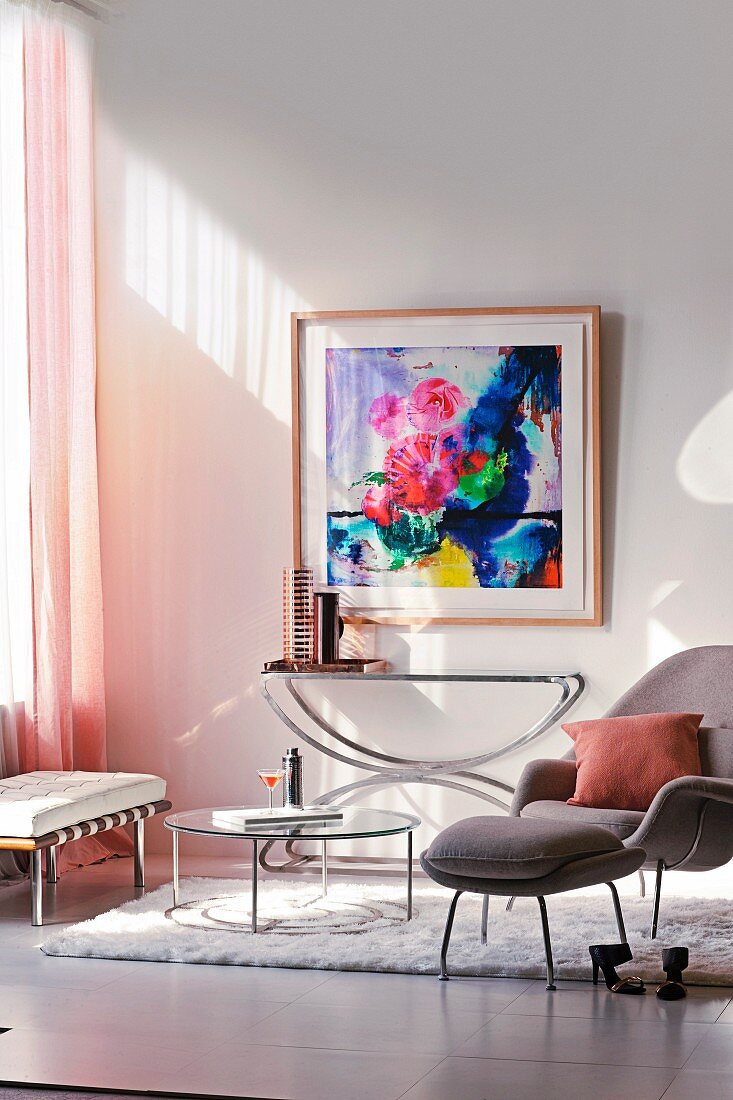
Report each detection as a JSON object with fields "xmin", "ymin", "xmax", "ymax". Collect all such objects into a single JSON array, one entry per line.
[{"xmin": 0, "ymin": 799, "xmax": 172, "ymax": 925}]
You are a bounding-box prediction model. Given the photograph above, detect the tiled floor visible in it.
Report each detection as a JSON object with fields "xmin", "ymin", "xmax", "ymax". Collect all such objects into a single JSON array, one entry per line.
[{"xmin": 0, "ymin": 856, "xmax": 731, "ymax": 1099}]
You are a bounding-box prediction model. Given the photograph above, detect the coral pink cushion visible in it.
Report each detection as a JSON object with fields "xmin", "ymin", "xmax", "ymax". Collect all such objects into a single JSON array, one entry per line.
[{"xmin": 562, "ymin": 712, "xmax": 703, "ymax": 812}]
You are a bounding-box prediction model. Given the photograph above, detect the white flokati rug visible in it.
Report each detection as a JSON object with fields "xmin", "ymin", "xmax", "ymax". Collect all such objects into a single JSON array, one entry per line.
[{"xmin": 42, "ymin": 877, "xmax": 733, "ymax": 985}]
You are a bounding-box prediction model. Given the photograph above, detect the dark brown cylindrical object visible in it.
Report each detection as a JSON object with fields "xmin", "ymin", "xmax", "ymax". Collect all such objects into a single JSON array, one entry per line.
[{"xmin": 313, "ymin": 591, "xmax": 341, "ymax": 664}]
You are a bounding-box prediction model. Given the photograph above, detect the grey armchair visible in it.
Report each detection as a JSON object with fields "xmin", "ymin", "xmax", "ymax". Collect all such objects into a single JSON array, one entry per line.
[{"xmin": 510, "ymin": 645, "xmax": 733, "ymax": 937}]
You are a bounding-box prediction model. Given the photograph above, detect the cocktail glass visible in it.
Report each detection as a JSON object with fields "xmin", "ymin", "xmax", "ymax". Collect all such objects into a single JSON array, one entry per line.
[{"xmin": 257, "ymin": 769, "xmax": 285, "ymax": 811}]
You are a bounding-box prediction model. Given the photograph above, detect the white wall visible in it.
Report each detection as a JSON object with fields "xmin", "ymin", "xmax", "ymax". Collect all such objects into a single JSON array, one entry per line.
[{"xmin": 93, "ymin": 1, "xmax": 733, "ymax": 873}]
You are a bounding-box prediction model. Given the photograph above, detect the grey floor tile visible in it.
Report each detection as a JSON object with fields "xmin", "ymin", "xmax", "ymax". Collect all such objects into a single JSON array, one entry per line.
[
  {"xmin": 502, "ymin": 983, "xmax": 732, "ymax": 1022},
  {"xmin": 679, "ymin": 1024, "xmax": 733, "ymax": 1072},
  {"xmin": 295, "ymin": 970, "xmax": 532, "ymax": 1014},
  {"xmin": 105, "ymin": 958, "xmax": 335, "ymax": 1003},
  {"xmin": 182, "ymin": 1042, "xmax": 443, "ymax": 1100},
  {"xmin": 243, "ymin": 1000, "xmax": 491, "ymax": 1054},
  {"xmin": 15, "ymin": 996, "xmax": 287, "ymax": 1053},
  {"xmin": 661, "ymin": 1069, "xmax": 733, "ymax": 1099},
  {"xmin": 0, "ymin": 1092, "xmax": 142, "ymax": 1100},
  {"xmin": 0, "ymin": 950, "xmax": 141, "ymax": 992},
  {"xmin": 399, "ymin": 1056, "xmax": 677, "ymax": 1100},
  {"xmin": 715, "ymin": 1000, "xmax": 733, "ymax": 1024},
  {"xmin": 6, "ymin": 974, "xmax": 283, "ymax": 1022},
  {"xmin": 453, "ymin": 1012, "xmax": 710, "ymax": 1068},
  {"xmin": 0, "ymin": 1028, "xmax": 194, "ymax": 1092}
]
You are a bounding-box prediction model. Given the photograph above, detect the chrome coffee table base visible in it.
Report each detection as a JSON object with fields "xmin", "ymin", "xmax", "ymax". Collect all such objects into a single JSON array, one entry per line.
[
  {"xmin": 166, "ymin": 807, "xmax": 419, "ymax": 932},
  {"xmin": 171, "ymin": 833, "xmax": 414, "ymax": 931}
]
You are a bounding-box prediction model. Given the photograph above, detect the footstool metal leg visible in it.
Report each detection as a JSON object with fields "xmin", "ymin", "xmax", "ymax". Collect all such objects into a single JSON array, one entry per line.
[
  {"xmin": 505, "ymin": 896, "xmax": 516, "ymax": 912},
  {"xmin": 607, "ymin": 881, "xmax": 626, "ymax": 942},
  {"xmin": 537, "ymin": 896, "xmax": 555, "ymax": 990},
  {"xmin": 650, "ymin": 860, "xmax": 664, "ymax": 939},
  {"xmin": 638, "ymin": 870, "xmax": 645, "ymax": 898},
  {"xmin": 439, "ymin": 890, "xmax": 463, "ymax": 980},
  {"xmin": 134, "ymin": 819, "xmax": 145, "ymax": 888},
  {"xmin": 480, "ymin": 894, "xmax": 489, "ymax": 945},
  {"xmin": 46, "ymin": 845, "xmax": 58, "ymax": 885},
  {"xmin": 31, "ymin": 850, "xmax": 43, "ymax": 927}
]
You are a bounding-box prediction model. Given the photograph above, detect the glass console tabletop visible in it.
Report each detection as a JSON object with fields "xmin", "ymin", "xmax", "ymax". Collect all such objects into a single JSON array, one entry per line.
[{"xmin": 164, "ymin": 807, "xmax": 420, "ymax": 931}]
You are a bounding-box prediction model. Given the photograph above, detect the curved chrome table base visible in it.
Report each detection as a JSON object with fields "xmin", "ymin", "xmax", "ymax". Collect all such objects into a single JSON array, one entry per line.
[{"xmin": 259, "ymin": 669, "xmax": 584, "ymax": 877}]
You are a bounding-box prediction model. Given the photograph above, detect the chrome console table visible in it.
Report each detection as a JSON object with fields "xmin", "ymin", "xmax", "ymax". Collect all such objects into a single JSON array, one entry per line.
[{"xmin": 260, "ymin": 668, "xmax": 584, "ymax": 813}]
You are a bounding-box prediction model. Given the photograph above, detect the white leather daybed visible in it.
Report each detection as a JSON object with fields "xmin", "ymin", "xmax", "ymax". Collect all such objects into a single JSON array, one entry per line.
[{"xmin": 0, "ymin": 771, "xmax": 171, "ymax": 925}]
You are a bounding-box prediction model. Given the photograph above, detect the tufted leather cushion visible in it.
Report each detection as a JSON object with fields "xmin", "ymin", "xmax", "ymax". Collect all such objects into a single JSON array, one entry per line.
[
  {"xmin": 0, "ymin": 772, "xmax": 167, "ymax": 837},
  {"xmin": 423, "ymin": 816, "xmax": 623, "ymax": 880}
]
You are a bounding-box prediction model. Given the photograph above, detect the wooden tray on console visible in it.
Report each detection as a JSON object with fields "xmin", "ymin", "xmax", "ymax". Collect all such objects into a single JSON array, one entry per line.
[{"xmin": 263, "ymin": 659, "xmax": 389, "ymax": 674}]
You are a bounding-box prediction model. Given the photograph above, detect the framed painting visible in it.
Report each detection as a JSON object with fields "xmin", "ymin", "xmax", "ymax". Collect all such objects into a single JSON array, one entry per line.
[{"xmin": 292, "ymin": 306, "xmax": 601, "ymax": 626}]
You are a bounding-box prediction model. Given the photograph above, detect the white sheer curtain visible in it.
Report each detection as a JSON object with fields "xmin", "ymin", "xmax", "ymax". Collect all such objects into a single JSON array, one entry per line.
[
  {"xmin": 0, "ymin": 0, "xmax": 32, "ymax": 784},
  {"xmin": 0, "ymin": 2, "xmax": 119, "ymax": 879}
]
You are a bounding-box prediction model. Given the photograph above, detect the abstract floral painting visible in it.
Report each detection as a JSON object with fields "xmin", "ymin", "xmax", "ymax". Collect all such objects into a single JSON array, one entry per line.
[{"xmin": 325, "ymin": 345, "xmax": 562, "ymax": 588}]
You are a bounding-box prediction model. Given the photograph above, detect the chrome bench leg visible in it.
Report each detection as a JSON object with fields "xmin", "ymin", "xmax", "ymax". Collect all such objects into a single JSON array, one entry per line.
[
  {"xmin": 439, "ymin": 890, "xmax": 463, "ymax": 980},
  {"xmin": 480, "ymin": 894, "xmax": 489, "ymax": 945},
  {"xmin": 46, "ymin": 845, "xmax": 58, "ymax": 885},
  {"xmin": 31, "ymin": 849, "xmax": 43, "ymax": 926},
  {"xmin": 134, "ymin": 819, "xmax": 145, "ymax": 888}
]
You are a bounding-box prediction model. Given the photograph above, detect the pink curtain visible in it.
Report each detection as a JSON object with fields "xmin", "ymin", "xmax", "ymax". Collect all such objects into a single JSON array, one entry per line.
[{"xmin": 22, "ymin": 17, "xmax": 130, "ymax": 870}]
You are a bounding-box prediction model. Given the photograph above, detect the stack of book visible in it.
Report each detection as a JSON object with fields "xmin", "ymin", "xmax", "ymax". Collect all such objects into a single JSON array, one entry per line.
[{"xmin": 212, "ymin": 806, "xmax": 344, "ymax": 829}]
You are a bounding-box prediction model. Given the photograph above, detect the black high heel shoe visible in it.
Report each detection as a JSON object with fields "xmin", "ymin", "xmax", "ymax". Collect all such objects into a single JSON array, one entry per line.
[
  {"xmin": 657, "ymin": 947, "xmax": 688, "ymax": 1000},
  {"xmin": 589, "ymin": 943, "xmax": 646, "ymax": 994}
]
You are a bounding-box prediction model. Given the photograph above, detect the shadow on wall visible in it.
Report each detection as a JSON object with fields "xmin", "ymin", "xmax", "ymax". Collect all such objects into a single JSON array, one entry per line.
[{"xmin": 598, "ymin": 310, "xmax": 627, "ymax": 628}]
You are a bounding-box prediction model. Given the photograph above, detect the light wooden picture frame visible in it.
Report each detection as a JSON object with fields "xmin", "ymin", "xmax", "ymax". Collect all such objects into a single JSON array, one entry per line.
[{"xmin": 292, "ymin": 306, "xmax": 601, "ymax": 626}]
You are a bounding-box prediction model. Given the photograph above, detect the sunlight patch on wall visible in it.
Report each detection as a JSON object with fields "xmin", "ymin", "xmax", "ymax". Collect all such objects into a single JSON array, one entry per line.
[
  {"xmin": 195, "ymin": 206, "xmax": 238, "ymax": 375},
  {"xmin": 647, "ymin": 579, "xmax": 683, "ymax": 612},
  {"xmin": 647, "ymin": 617, "xmax": 685, "ymax": 669},
  {"xmin": 410, "ymin": 632, "xmax": 447, "ymax": 713},
  {"xmin": 124, "ymin": 149, "xmax": 308, "ymax": 411},
  {"xmin": 677, "ymin": 391, "xmax": 733, "ymax": 503}
]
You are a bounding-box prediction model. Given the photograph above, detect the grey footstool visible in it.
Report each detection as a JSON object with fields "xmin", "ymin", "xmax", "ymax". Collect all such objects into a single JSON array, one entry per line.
[{"xmin": 420, "ymin": 817, "xmax": 646, "ymax": 989}]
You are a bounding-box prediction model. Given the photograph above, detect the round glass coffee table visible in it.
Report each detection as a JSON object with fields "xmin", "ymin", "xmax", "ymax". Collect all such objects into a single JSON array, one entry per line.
[{"xmin": 164, "ymin": 806, "xmax": 421, "ymax": 932}]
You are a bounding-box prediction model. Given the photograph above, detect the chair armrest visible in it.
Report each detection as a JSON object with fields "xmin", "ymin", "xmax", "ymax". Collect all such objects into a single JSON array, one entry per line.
[
  {"xmin": 630, "ymin": 775, "xmax": 733, "ymax": 864},
  {"xmin": 509, "ymin": 758, "xmax": 577, "ymax": 817},
  {"xmin": 646, "ymin": 775, "xmax": 733, "ymax": 818}
]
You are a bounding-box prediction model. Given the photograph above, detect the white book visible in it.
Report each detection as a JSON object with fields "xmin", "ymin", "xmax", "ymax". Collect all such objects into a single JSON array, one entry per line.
[{"xmin": 212, "ymin": 806, "xmax": 344, "ymax": 829}]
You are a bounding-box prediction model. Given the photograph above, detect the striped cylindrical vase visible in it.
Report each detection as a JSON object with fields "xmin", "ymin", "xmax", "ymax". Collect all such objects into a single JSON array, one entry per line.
[{"xmin": 282, "ymin": 567, "xmax": 314, "ymax": 663}]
